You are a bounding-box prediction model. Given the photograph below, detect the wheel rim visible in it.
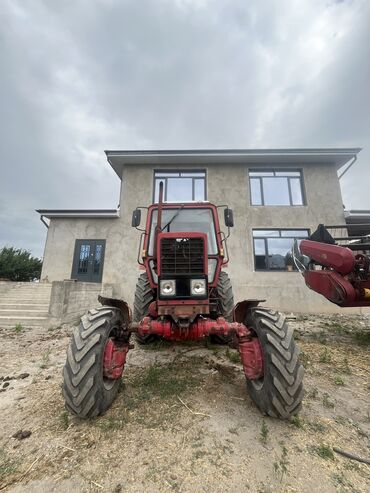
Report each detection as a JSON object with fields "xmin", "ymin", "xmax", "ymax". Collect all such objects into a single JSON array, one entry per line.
[
  {"xmin": 102, "ymin": 325, "xmax": 122, "ymax": 390},
  {"xmin": 248, "ymin": 336, "xmax": 265, "ymax": 390}
]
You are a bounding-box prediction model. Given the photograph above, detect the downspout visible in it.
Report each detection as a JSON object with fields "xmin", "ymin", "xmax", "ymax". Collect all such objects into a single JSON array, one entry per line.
[
  {"xmin": 40, "ymin": 215, "xmax": 49, "ymax": 229},
  {"xmin": 338, "ymin": 156, "xmax": 357, "ymax": 180}
]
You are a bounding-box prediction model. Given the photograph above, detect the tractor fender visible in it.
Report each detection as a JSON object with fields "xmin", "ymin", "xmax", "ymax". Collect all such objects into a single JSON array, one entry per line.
[
  {"xmin": 98, "ymin": 295, "xmax": 131, "ymax": 327},
  {"xmin": 233, "ymin": 299, "xmax": 265, "ymax": 323}
]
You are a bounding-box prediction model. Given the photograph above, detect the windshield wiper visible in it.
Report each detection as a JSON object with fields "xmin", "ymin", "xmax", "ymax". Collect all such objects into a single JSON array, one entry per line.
[{"xmin": 161, "ymin": 204, "xmax": 185, "ymax": 232}]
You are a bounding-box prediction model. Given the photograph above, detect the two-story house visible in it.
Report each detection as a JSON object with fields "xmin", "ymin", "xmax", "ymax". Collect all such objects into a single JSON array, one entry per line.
[{"xmin": 37, "ymin": 148, "xmax": 361, "ymax": 322}]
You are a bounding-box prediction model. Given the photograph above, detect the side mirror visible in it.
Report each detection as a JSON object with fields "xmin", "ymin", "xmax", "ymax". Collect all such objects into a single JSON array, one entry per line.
[
  {"xmin": 224, "ymin": 208, "xmax": 234, "ymax": 228},
  {"xmin": 131, "ymin": 209, "xmax": 141, "ymax": 228}
]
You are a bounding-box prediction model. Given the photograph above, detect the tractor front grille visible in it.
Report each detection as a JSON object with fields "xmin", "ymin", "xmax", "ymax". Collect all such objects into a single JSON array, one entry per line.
[{"xmin": 160, "ymin": 237, "xmax": 205, "ymax": 275}]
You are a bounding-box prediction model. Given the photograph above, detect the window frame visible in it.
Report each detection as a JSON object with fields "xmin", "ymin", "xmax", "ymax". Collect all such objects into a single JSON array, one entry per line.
[
  {"xmin": 153, "ymin": 169, "xmax": 207, "ymax": 203},
  {"xmin": 252, "ymin": 228, "xmax": 310, "ymax": 272},
  {"xmin": 71, "ymin": 239, "xmax": 106, "ymax": 282},
  {"xmin": 249, "ymin": 168, "xmax": 306, "ymax": 206}
]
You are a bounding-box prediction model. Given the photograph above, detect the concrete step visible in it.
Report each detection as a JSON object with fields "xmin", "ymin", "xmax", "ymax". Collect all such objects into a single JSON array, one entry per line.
[
  {"xmin": 0, "ymin": 283, "xmax": 52, "ymax": 327},
  {"xmin": 8, "ymin": 284, "xmax": 51, "ymax": 291},
  {"xmin": 1, "ymin": 301, "xmax": 50, "ymax": 307},
  {"xmin": 0, "ymin": 309, "xmax": 49, "ymax": 317},
  {"xmin": 0, "ymin": 316, "xmax": 49, "ymax": 328},
  {"xmin": 6, "ymin": 290, "xmax": 51, "ymax": 295},
  {"xmin": 6, "ymin": 288, "xmax": 52, "ymax": 293},
  {"xmin": 8, "ymin": 285, "xmax": 52, "ymax": 289},
  {"xmin": 5, "ymin": 288, "xmax": 51, "ymax": 294},
  {"xmin": 1, "ymin": 297, "xmax": 51, "ymax": 302},
  {"xmin": 0, "ymin": 303, "xmax": 49, "ymax": 310}
]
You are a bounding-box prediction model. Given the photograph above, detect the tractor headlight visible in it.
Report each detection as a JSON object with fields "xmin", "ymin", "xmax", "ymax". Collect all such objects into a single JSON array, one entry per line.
[
  {"xmin": 160, "ymin": 279, "xmax": 176, "ymax": 296},
  {"xmin": 190, "ymin": 279, "xmax": 206, "ymax": 296}
]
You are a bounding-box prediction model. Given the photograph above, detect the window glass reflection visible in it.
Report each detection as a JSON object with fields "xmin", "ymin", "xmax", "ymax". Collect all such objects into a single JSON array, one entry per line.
[{"xmin": 253, "ymin": 229, "xmax": 309, "ymax": 271}]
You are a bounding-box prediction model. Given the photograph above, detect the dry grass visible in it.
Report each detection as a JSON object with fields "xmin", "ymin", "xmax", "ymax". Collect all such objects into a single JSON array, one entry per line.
[{"xmin": 0, "ymin": 314, "xmax": 369, "ymax": 492}]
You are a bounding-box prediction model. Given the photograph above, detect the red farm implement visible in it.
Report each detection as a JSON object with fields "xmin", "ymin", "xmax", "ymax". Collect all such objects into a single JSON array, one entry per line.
[{"xmin": 293, "ymin": 223, "xmax": 370, "ymax": 307}]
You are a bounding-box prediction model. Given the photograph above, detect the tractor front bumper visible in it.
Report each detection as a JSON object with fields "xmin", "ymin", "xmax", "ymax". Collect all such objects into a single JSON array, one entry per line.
[{"xmin": 130, "ymin": 317, "xmax": 264, "ymax": 380}]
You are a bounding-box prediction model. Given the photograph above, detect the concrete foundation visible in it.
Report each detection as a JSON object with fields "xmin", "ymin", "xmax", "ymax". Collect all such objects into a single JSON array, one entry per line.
[{"xmin": 48, "ymin": 281, "xmax": 114, "ymax": 324}]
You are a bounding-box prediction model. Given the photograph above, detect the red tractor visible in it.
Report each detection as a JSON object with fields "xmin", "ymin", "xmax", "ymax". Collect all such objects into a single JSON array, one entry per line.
[{"xmin": 62, "ymin": 183, "xmax": 304, "ymax": 419}]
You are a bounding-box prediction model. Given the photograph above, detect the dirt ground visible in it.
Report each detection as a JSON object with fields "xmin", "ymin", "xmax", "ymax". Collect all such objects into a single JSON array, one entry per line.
[{"xmin": 0, "ymin": 312, "xmax": 369, "ymax": 492}]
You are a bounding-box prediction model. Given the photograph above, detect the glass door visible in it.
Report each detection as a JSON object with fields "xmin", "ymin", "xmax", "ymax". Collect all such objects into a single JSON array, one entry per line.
[{"xmin": 71, "ymin": 240, "xmax": 106, "ymax": 282}]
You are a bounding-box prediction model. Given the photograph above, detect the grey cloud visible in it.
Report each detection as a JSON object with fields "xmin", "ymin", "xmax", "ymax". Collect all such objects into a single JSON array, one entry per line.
[{"xmin": 0, "ymin": 0, "xmax": 369, "ymax": 258}]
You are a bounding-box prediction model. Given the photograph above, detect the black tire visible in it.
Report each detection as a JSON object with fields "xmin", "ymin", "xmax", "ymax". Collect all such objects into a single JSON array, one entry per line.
[
  {"xmin": 133, "ymin": 273, "xmax": 156, "ymax": 345},
  {"xmin": 245, "ymin": 308, "xmax": 304, "ymax": 419},
  {"xmin": 216, "ymin": 271, "xmax": 234, "ymax": 321},
  {"xmin": 62, "ymin": 306, "xmax": 124, "ymax": 418},
  {"xmin": 211, "ymin": 271, "xmax": 235, "ymax": 344}
]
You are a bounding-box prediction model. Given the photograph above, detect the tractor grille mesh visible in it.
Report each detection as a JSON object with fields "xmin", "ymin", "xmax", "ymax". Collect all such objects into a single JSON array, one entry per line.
[{"xmin": 160, "ymin": 237, "xmax": 204, "ymax": 274}]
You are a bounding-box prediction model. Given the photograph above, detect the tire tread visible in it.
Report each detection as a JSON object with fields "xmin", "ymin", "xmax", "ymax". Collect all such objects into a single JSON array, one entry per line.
[
  {"xmin": 133, "ymin": 273, "xmax": 155, "ymax": 344},
  {"xmin": 62, "ymin": 307, "xmax": 123, "ymax": 418},
  {"xmin": 246, "ymin": 308, "xmax": 304, "ymax": 419}
]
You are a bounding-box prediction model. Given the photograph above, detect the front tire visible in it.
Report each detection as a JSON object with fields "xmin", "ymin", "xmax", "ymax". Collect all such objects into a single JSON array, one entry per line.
[
  {"xmin": 245, "ymin": 308, "xmax": 304, "ymax": 419},
  {"xmin": 62, "ymin": 307, "xmax": 124, "ymax": 418},
  {"xmin": 133, "ymin": 273, "xmax": 156, "ymax": 345},
  {"xmin": 216, "ymin": 271, "xmax": 234, "ymax": 321},
  {"xmin": 211, "ymin": 271, "xmax": 234, "ymax": 344}
]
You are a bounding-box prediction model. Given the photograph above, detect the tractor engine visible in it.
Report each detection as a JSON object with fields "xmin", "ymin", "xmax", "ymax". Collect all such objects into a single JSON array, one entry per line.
[{"xmin": 156, "ymin": 232, "xmax": 210, "ymax": 323}]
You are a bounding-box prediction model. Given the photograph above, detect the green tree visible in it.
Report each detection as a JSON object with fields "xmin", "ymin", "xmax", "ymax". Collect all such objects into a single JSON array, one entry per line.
[{"xmin": 0, "ymin": 247, "xmax": 42, "ymax": 281}]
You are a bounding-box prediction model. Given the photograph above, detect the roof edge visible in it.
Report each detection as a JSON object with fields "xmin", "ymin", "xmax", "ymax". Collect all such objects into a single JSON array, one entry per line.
[
  {"xmin": 104, "ymin": 147, "xmax": 362, "ymax": 156},
  {"xmin": 36, "ymin": 209, "xmax": 119, "ymax": 219},
  {"xmin": 105, "ymin": 148, "xmax": 362, "ymax": 178}
]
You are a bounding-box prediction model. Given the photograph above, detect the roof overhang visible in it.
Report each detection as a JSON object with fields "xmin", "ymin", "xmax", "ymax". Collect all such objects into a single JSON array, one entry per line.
[
  {"xmin": 36, "ymin": 209, "xmax": 119, "ymax": 219},
  {"xmin": 105, "ymin": 148, "xmax": 362, "ymax": 178},
  {"xmin": 344, "ymin": 210, "xmax": 370, "ymax": 236}
]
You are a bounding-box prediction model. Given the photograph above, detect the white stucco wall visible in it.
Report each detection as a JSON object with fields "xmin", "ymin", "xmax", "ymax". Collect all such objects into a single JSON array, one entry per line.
[{"xmin": 41, "ymin": 161, "xmax": 354, "ymax": 314}]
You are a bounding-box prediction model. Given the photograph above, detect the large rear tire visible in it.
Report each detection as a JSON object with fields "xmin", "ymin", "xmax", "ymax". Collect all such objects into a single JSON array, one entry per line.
[
  {"xmin": 133, "ymin": 273, "xmax": 156, "ymax": 345},
  {"xmin": 62, "ymin": 307, "xmax": 124, "ymax": 418},
  {"xmin": 245, "ymin": 308, "xmax": 304, "ymax": 419}
]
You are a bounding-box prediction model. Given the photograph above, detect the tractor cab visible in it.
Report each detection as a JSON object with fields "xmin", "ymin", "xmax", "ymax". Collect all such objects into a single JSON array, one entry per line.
[
  {"xmin": 132, "ymin": 182, "xmax": 233, "ymax": 289},
  {"xmin": 131, "ymin": 186, "xmax": 234, "ymax": 323},
  {"xmin": 134, "ymin": 203, "xmax": 233, "ymax": 287}
]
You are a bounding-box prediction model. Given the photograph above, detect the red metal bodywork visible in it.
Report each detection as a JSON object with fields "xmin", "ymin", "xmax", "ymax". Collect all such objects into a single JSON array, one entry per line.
[
  {"xmin": 142, "ymin": 203, "xmax": 225, "ymax": 289},
  {"xmin": 136, "ymin": 316, "xmax": 249, "ymax": 340},
  {"xmin": 300, "ymin": 240, "xmax": 355, "ymax": 275},
  {"xmin": 103, "ymin": 339, "xmax": 130, "ymax": 379},
  {"xmin": 300, "ymin": 240, "xmax": 370, "ymax": 307},
  {"xmin": 157, "ymin": 300, "xmax": 210, "ymax": 319},
  {"xmin": 238, "ymin": 337, "xmax": 264, "ymax": 380},
  {"xmin": 133, "ymin": 316, "xmax": 264, "ymax": 380}
]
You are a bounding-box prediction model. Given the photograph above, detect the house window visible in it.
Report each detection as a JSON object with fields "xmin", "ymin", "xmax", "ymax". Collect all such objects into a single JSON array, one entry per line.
[
  {"xmin": 249, "ymin": 169, "xmax": 305, "ymax": 206},
  {"xmin": 253, "ymin": 229, "xmax": 309, "ymax": 271},
  {"xmin": 154, "ymin": 170, "xmax": 206, "ymax": 202}
]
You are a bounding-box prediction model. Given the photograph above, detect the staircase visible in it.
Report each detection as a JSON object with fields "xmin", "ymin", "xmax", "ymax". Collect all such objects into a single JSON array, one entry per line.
[{"xmin": 0, "ymin": 282, "xmax": 52, "ymax": 328}]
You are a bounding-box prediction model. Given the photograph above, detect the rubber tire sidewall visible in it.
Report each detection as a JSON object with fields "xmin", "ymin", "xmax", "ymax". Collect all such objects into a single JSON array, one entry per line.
[
  {"xmin": 245, "ymin": 308, "xmax": 303, "ymax": 419},
  {"xmin": 63, "ymin": 307, "xmax": 124, "ymax": 418}
]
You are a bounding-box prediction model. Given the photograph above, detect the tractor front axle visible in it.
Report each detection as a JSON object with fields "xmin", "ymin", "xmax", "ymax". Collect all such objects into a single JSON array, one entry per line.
[
  {"xmin": 131, "ymin": 316, "xmax": 250, "ymax": 340},
  {"xmin": 130, "ymin": 316, "xmax": 264, "ymax": 380}
]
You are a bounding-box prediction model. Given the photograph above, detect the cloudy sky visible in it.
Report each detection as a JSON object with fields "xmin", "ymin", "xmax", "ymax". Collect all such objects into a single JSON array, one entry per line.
[{"xmin": 0, "ymin": 0, "xmax": 369, "ymax": 258}]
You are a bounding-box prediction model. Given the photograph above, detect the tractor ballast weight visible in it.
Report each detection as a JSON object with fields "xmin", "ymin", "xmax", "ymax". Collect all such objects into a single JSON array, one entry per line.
[{"xmin": 62, "ymin": 182, "xmax": 304, "ymax": 420}]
